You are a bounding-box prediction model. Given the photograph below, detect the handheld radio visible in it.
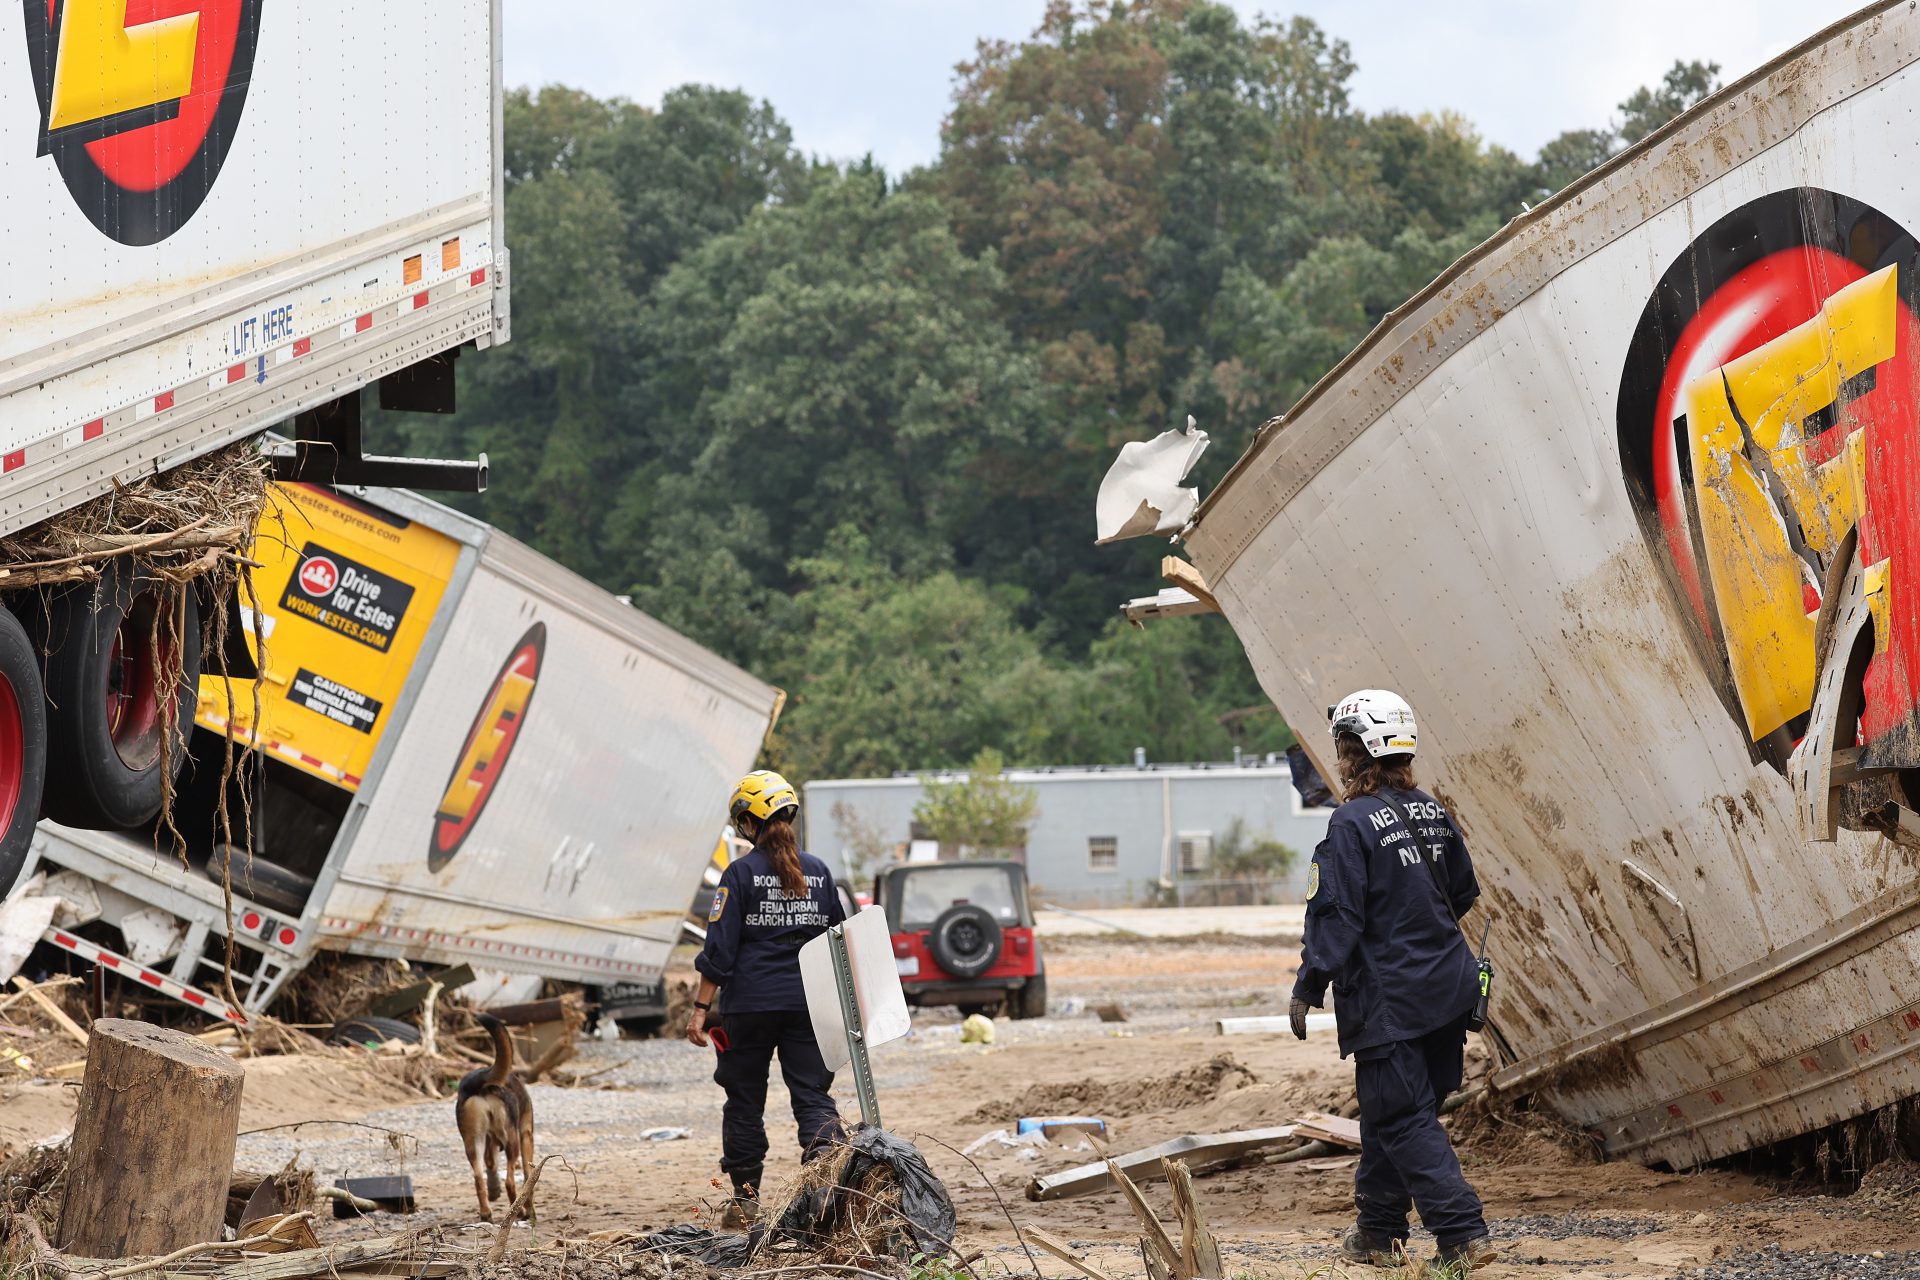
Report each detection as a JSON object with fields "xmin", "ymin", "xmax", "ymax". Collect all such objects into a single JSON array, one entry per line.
[{"xmin": 1466, "ymin": 919, "xmax": 1493, "ymax": 1033}]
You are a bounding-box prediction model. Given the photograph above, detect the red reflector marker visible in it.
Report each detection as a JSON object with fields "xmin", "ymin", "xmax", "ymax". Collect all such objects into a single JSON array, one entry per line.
[
  {"xmin": 241, "ymin": 911, "xmax": 261, "ymax": 931},
  {"xmin": 278, "ymin": 928, "xmax": 297, "ymax": 946}
]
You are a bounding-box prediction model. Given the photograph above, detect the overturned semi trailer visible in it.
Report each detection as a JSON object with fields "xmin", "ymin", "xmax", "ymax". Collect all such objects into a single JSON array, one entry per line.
[{"xmin": 1178, "ymin": 2, "xmax": 1920, "ymax": 1167}]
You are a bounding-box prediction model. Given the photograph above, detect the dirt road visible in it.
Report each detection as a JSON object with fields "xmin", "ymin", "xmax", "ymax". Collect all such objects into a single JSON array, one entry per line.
[{"xmin": 17, "ymin": 932, "xmax": 1911, "ymax": 1278}]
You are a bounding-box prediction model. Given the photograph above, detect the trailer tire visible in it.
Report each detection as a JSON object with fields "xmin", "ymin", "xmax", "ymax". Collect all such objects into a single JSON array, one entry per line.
[
  {"xmin": 206, "ymin": 848, "xmax": 315, "ymax": 917},
  {"xmin": 328, "ymin": 1016, "xmax": 422, "ymax": 1048},
  {"xmin": 33, "ymin": 561, "xmax": 200, "ymax": 830},
  {"xmin": 0, "ymin": 608, "xmax": 48, "ymax": 897},
  {"xmin": 928, "ymin": 904, "xmax": 1002, "ymax": 980}
]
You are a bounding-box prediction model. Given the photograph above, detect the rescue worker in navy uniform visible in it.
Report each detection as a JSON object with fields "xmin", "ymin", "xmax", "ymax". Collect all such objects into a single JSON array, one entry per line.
[
  {"xmin": 1289, "ymin": 690, "xmax": 1496, "ymax": 1276},
  {"xmin": 686, "ymin": 770, "xmax": 847, "ymax": 1226}
]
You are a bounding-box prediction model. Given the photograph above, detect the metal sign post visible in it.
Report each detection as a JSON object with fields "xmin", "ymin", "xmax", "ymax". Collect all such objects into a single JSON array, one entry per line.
[
  {"xmin": 825, "ymin": 923, "xmax": 882, "ymax": 1129},
  {"xmin": 801, "ymin": 906, "xmax": 911, "ymax": 1131}
]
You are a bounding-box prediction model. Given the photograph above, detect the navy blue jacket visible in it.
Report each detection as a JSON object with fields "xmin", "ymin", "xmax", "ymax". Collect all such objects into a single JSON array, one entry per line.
[
  {"xmin": 695, "ymin": 846, "xmax": 845, "ymax": 1014},
  {"xmin": 1291, "ymin": 785, "xmax": 1481, "ymax": 1059}
]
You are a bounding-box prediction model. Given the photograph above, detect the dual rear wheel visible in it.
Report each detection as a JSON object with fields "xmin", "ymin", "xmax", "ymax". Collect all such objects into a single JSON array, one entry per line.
[{"xmin": 0, "ymin": 560, "xmax": 200, "ymax": 889}]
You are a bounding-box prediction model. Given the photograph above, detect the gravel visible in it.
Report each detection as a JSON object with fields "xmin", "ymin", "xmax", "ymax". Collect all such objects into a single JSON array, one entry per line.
[
  {"xmin": 1497, "ymin": 1212, "xmax": 1663, "ymax": 1241},
  {"xmin": 1681, "ymin": 1244, "xmax": 1920, "ymax": 1279}
]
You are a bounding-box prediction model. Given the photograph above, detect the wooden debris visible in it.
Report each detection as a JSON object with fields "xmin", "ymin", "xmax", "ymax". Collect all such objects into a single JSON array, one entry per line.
[
  {"xmin": 1105, "ymin": 1160, "xmax": 1180, "ymax": 1271},
  {"xmin": 192, "ymin": 1234, "xmax": 411, "ymax": 1280},
  {"xmin": 1026, "ymin": 1126, "xmax": 1297, "ymax": 1201},
  {"xmin": 11, "ymin": 978, "xmax": 89, "ymax": 1046},
  {"xmin": 1024, "ymin": 1226, "xmax": 1118, "ymax": 1280},
  {"xmin": 1291, "ymin": 1110, "xmax": 1362, "ymax": 1149},
  {"xmin": 1163, "ymin": 1160, "xmax": 1222, "ymax": 1280},
  {"xmin": 365, "ymin": 964, "xmax": 475, "ymax": 1018},
  {"xmin": 236, "ymin": 1213, "xmax": 321, "ymax": 1254},
  {"xmin": 59, "ymin": 1019, "xmax": 245, "ymax": 1258}
]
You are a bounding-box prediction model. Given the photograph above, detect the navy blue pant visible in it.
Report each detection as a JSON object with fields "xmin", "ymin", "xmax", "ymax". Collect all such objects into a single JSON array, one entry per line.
[
  {"xmin": 1352, "ymin": 1017, "xmax": 1486, "ymax": 1247},
  {"xmin": 712, "ymin": 1009, "xmax": 844, "ymax": 1191}
]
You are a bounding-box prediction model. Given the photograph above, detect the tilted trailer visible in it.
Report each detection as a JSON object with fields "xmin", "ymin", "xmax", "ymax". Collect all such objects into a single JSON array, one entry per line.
[{"xmin": 1161, "ymin": 2, "xmax": 1920, "ymax": 1166}]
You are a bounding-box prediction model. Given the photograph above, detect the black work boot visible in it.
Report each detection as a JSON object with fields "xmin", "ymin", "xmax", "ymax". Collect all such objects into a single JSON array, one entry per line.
[
  {"xmin": 1425, "ymin": 1234, "xmax": 1496, "ymax": 1277},
  {"xmin": 721, "ymin": 1168, "xmax": 763, "ymax": 1229},
  {"xmin": 1340, "ymin": 1225, "xmax": 1405, "ymax": 1266}
]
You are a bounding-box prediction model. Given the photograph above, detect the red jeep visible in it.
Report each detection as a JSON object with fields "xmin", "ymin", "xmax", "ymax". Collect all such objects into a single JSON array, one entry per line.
[{"xmin": 875, "ymin": 860, "xmax": 1046, "ymax": 1019}]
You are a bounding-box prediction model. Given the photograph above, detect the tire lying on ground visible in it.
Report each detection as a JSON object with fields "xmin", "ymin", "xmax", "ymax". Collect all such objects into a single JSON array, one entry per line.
[
  {"xmin": 928, "ymin": 903, "xmax": 1002, "ymax": 979},
  {"xmin": 0, "ymin": 607, "xmax": 48, "ymax": 897},
  {"xmin": 327, "ymin": 1016, "xmax": 423, "ymax": 1048},
  {"xmin": 31, "ymin": 559, "xmax": 200, "ymax": 830}
]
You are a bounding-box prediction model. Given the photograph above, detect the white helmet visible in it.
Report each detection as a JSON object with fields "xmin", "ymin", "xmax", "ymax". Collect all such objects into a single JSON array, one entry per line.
[{"xmin": 1327, "ymin": 689, "xmax": 1418, "ymax": 759}]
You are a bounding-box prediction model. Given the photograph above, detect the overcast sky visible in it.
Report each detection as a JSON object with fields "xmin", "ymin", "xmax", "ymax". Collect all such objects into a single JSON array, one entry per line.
[{"xmin": 503, "ymin": 1, "xmax": 1868, "ymax": 174}]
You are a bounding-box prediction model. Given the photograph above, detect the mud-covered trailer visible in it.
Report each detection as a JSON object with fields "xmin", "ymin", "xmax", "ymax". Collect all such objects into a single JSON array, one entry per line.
[{"xmin": 1182, "ymin": 2, "xmax": 1920, "ymax": 1167}]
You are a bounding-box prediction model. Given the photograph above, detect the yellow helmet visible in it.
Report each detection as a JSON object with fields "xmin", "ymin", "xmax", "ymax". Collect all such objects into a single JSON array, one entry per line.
[{"xmin": 729, "ymin": 769, "xmax": 798, "ymax": 825}]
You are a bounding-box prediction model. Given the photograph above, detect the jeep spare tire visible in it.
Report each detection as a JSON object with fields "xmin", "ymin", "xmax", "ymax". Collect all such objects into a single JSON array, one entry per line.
[{"xmin": 929, "ymin": 903, "xmax": 1002, "ymax": 979}]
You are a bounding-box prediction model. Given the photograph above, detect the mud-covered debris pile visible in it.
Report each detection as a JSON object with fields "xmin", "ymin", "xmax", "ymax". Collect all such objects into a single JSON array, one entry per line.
[{"xmin": 964, "ymin": 1052, "xmax": 1258, "ymax": 1126}]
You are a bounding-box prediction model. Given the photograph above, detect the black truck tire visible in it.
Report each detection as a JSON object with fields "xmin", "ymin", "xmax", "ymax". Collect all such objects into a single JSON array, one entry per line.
[
  {"xmin": 33, "ymin": 560, "xmax": 199, "ymax": 829},
  {"xmin": 1012, "ymin": 971, "xmax": 1049, "ymax": 1020},
  {"xmin": 206, "ymin": 847, "xmax": 315, "ymax": 917},
  {"xmin": 0, "ymin": 607, "xmax": 47, "ymax": 898},
  {"xmin": 929, "ymin": 904, "xmax": 1002, "ymax": 980}
]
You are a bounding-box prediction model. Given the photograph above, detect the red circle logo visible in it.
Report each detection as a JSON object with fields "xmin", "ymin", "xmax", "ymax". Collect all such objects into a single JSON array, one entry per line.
[
  {"xmin": 23, "ymin": 1, "xmax": 265, "ymax": 245},
  {"xmin": 297, "ymin": 556, "xmax": 339, "ymax": 598},
  {"xmin": 429, "ymin": 624, "xmax": 547, "ymax": 872},
  {"xmin": 1618, "ymin": 188, "xmax": 1920, "ymax": 785}
]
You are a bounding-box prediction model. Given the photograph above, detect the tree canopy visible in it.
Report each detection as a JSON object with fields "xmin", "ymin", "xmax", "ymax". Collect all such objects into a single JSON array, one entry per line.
[{"xmin": 385, "ymin": 4, "xmax": 1720, "ymax": 781}]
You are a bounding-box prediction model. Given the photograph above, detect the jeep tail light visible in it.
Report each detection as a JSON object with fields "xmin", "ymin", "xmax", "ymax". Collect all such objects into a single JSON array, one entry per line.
[
  {"xmin": 894, "ymin": 938, "xmax": 911, "ymax": 956},
  {"xmin": 1012, "ymin": 934, "xmax": 1030, "ymax": 954}
]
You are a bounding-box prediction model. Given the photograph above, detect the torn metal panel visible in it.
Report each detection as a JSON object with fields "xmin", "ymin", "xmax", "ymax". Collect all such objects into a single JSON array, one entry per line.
[{"xmin": 1096, "ymin": 417, "xmax": 1210, "ymax": 544}]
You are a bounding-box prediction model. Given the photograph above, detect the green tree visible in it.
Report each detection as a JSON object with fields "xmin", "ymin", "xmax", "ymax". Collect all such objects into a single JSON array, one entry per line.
[
  {"xmin": 912, "ymin": 749, "xmax": 1040, "ymax": 856},
  {"xmin": 768, "ymin": 530, "xmax": 1071, "ymax": 779},
  {"xmin": 1212, "ymin": 817, "xmax": 1297, "ymax": 883},
  {"xmin": 1617, "ymin": 59, "xmax": 1720, "ymax": 146}
]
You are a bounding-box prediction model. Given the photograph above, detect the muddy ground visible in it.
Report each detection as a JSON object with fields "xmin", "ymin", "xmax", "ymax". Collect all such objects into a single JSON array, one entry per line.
[{"xmin": 6, "ymin": 933, "xmax": 1919, "ymax": 1278}]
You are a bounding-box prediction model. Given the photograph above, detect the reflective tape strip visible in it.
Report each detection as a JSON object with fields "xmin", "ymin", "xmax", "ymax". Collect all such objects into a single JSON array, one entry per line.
[
  {"xmin": 319, "ymin": 916, "xmax": 654, "ymax": 978},
  {"xmin": 4, "ymin": 251, "xmax": 493, "ymax": 486},
  {"xmin": 41, "ymin": 928, "xmax": 249, "ymax": 1024}
]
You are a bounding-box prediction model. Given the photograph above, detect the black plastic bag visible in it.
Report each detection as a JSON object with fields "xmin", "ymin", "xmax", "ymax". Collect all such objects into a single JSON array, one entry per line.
[
  {"xmin": 631, "ymin": 1220, "xmax": 764, "ymax": 1268},
  {"xmin": 775, "ymin": 1126, "xmax": 957, "ymax": 1258}
]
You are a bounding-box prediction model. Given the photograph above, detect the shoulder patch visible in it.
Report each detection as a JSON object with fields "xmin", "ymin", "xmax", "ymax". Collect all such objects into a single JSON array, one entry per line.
[
  {"xmin": 709, "ymin": 886, "xmax": 730, "ymax": 922},
  {"xmin": 1306, "ymin": 861, "xmax": 1321, "ymax": 900}
]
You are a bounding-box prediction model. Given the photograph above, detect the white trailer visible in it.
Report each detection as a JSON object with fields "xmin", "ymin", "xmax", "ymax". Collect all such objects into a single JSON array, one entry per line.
[
  {"xmin": 1168, "ymin": 1, "xmax": 1920, "ymax": 1166},
  {"xmin": 19, "ymin": 482, "xmax": 782, "ymax": 1023},
  {"xmin": 0, "ymin": 0, "xmax": 508, "ymax": 883}
]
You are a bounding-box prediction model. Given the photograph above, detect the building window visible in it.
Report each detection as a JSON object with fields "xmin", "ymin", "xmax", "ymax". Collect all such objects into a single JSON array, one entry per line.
[
  {"xmin": 1178, "ymin": 831, "xmax": 1213, "ymax": 874},
  {"xmin": 1088, "ymin": 836, "xmax": 1118, "ymax": 871}
]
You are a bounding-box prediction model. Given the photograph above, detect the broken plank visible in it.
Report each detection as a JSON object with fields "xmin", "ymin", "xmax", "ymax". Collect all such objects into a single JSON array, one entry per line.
[
  {"xmin": 1163, "ymin": 1160, "xmax": 1223, "ymax": 1280},
  {"xmin": 1027, "ymin": 1126, "xmax": 1297, "ymax": 1202},
  {"xmin": 1215, "ymin": 1014, "xmax": 1334, "ymax": 1035},
  {"xmin": 1292, "ymin": 1110, "xmax": 1362, "ymax": 1149},
  {"xmin": 163, "ymin": 1235, "xmax": 410, "ymax": 1280},
  {"xmin": 1024, "ymin": 1226, "xmax": 1118, "ymax": 1280},
  {"xmin": 1105, "ymin": 1160, "xmax": 1181, "ymax": 1274},
  {"xmin": 11, "ymin": 978, "xmax": 88, "ymax": 1046}
]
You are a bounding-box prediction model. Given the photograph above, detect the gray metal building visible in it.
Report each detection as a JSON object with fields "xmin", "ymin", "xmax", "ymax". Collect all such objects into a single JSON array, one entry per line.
[{"xmin": 803, "ymin": 757, "xmax": 1333, "ymax": 908}]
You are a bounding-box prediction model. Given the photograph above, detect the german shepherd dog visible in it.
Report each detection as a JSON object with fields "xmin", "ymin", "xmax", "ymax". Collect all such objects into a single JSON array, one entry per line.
[{"xmin": 456, "ymin": 1013, "xmax": 535, "ymax": 1221}]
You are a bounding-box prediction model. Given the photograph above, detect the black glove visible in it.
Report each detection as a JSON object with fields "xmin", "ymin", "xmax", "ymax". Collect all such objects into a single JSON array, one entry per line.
[{"xmin": 1289, "ymin": 996, "xmax": 1310, "ymax": 1040}]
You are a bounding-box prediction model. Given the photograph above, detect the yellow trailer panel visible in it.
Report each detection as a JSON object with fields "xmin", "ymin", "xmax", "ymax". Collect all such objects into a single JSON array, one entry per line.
[{"xmin": 196, "ymin": 483, "xmax": 460, "ymax": 789}]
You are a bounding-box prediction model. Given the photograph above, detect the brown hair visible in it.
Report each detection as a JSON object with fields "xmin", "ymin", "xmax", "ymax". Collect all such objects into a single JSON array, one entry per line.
[
  {"xmin": 755, "ymin": 809, "xmax": 806, "ymax": 897},
  {"xmin": 1335, "ymin": 733, "xmax": 1416, "ymax": 801}
]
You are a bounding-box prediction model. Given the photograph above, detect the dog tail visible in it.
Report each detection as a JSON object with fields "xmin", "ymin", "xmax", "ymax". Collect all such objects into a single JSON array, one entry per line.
[{"xmin": 476, "ymin": 1012, "xmax": 514, "ymax": 1085}]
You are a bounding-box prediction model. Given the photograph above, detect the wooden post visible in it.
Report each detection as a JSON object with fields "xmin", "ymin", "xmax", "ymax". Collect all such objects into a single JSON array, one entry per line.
[{"xmin": 59, "ymin": 1018, "xmax": 246, "ymax": 1258}]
